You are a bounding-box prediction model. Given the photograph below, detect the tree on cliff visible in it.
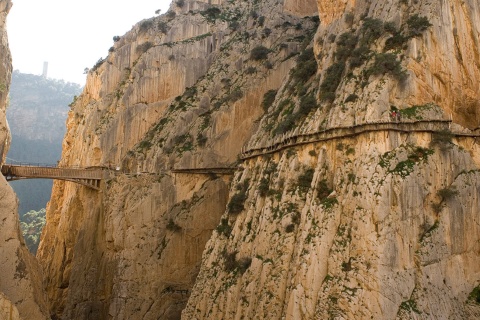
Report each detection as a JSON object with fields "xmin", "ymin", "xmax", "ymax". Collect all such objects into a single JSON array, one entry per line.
[{"xmin": 19, "ymin": 208, "xmax": 46, "ymax": 254}]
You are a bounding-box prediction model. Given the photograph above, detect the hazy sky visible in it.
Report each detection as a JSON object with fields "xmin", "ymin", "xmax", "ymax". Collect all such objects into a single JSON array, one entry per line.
[{"xmin": 8, "ymin": 0, "xmax": 172, "ymax": 85}]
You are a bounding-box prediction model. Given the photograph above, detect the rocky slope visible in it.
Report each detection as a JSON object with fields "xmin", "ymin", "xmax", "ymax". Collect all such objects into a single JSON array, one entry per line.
[
  {"xmin": 37, "ymin": 0, "xmax": 480, "ymax": 319},
  {"xmin": 0, "ymin": 0, "xmax": 49, "ymax": 319},
  {"xmin": 184, "ymin": 0, "xmax": 480, "ymax": 319}
]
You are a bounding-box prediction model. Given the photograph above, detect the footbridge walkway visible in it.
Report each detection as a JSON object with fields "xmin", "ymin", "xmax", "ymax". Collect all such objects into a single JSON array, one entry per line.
[
  {"xmin": 1, "ymin": 163, "xmax": 237, "ymax": 190},
  {"xmin": 4, "ymin": 120, "xmax": 478, "ymax": 189},
  {"xmin": 1, "ymin": 164, "xmax": 110, "ymax": 190},
  {"xmin": 240, "ymin": 119, "xmax": 480, "ymax": 160}
]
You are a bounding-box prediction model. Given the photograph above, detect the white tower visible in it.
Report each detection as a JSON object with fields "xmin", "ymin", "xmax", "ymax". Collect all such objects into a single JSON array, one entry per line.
[{"xmin": 42, "ymin": 61, "xmax": 48, "ymax": 78}]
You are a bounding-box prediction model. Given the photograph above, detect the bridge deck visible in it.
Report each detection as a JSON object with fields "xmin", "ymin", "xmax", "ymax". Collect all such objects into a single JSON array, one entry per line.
[
  {"xmin": 240, "ymin": 120, "xmax": 480, "ymax": 159},
  {"xmin": 171, "ymin": 167, "xmax": 236, "ymax": 175},
  {"xmin": 1, "ymin": 165, "xmax": 108, "ymax": 190}
]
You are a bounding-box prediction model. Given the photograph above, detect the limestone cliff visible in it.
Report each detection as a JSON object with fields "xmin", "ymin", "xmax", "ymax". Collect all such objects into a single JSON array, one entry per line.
[
  {"xmin": 0, "ymin": 1, "xmax": 49, "ymax": 319},
  {"xmin": 183, "ymin": 0, "xmax": 480, "ymax": 319},
  {"xmin": 0, "ymin": 292, "xmax": 20, "ymax": 320},
  {"xmin": 37, "ymin": 0, "xmax": 480, "ymax": 319},
  {"xmin": 37, "ymin": 0, "xmax": 318, "ymax": 319}
]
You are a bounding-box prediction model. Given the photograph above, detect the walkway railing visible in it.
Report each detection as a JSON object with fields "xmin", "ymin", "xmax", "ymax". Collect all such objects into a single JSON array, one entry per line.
[
  {"xmin": 1, "ymin": 164, "xmax": 110, "ymax": 190},
  {"xmin": 171, "ymin": 167, "xmax": 236, "ymax": 175},
  {"xmin": 240, "ymin": 119, "xmax": 479, "ymax": 160}
]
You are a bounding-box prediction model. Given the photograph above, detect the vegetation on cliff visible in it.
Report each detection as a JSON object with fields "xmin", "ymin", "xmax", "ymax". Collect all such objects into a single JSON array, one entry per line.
[{"xmin": 19, "ymin": 208, "xmax": 46, "ymax": 254}]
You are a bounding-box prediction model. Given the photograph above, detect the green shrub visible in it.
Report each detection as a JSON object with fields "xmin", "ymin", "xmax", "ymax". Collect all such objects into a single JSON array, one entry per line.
[
  {"xmin": 245, "ymin": 66, "xmax": 257, "ymax": 74},
  {"xmin": 223, "ymin": 251, "xmax": 252, "ymax": 274},
  {"xmin": 139, "ymin": 19, "xmax": 154, "ymax": 33},
  {"xmin": 349, "ymin": 45, "xmax": 371, "ymax": 68},
  {"xmin": 298, "ymin": 94, "xmax": 317, "ymax": 117},
  {"xmin": 258, "ymin": 178, "xmax": 270, "ymax": 197},
  {"xmin": 166, "ymin": 11, "xmax": 176, "ymax": 20},
  {"xmin": 468, "ymin": 286, "xmax": 480, "ymax": 304},
  {"xmin": 274, "ymin": 115, "xmax": 297, "ymax": 135},
  {"xmin": 430, "ymin": 130, "xmax": 454, "ymax": 150},
  {"xmin": 158, "ymin": 21, "xmax": 168, "ymax": 34},
  {"xmin": 321, "ymin": 197, "xmax": 338, "ymax": 209},
  {"xmin": 368, "ymin": 53, "xmax": 406, "ymax": 80},
  {"xmin": 384, "ymin": 33, "xmax": 407, "ymax": 51},
  {"xmin": 166, "ymin": 218, "xmax": 182, "ymax": 232},
  {"xmin": 345, "ymin": 12, "xmax": 354, "ymax": 25},
  {"xmin": 407, "ymin": 14, "xmax": 432, "ymax": 37},
  {"xmin": 285, "ymin": 224, "xmax": 295, "ymax": 233},
  {"xmin": 228, "ymin": 181, "xmax": 249, "ymax": 214},
  {"xmin": 250, "ymin": 45, "xmax": 270, "ymax": 60},
  {"xmin": 437, "ymin": 186, "xmax": 458, "ymax": 201},
  {"xmin": 317, "ymin": 179, "xmax": 332, "ymax": 200},
  {"xmin": 344, "ymin": 94, "xmax": 358, "ymax": 103},
  {"xmin": 361, "ymin": 18, "xmax": 384, "ymax": 44},
  {"xmin": 399, "ymin": 299, "xmax": 421, "ymax": 314},
  {"xmin": 197, "ymin": 133, "xmax": 207, "ymax": 147},
  {"xmin": 136, "ymin": 41, "xmax": 154, "ymax": 54},
  {"xmin": 237, "ymin": 257, "xmax": 252, "ymax": 274},
  {"xmin": 138, "ymin": 140, "xmax": 153, "ymax": 150},
  {"xmin": 290, "ymin": 48, "xmax": 317, "ymax": 81},
  {"xmin": 216, "ymin": 218, "xmax": 232, "ymax": 237},
  {"xmin": 261, "ymin": 89, "xmax": 277, "ymax": 112},
  {"xmin": 297, "ymin": 168, "xmax": 315, "ymax": 193},
  {"xmin": 228, "ymin": 87, "xmax": 243, "ymax": 102},
  {"xmin": 201, "ymin": 7, "xmax": 222, "ymax": 22},
  {"xmin": 383, "ymin": 21, "xmax": 398, "ymax": 34},
  {"xmin": 92, "ymin": 57, "xmax": 105, "ymax": 72},
  {"xmin": 258, "ymin": 16, "xmax": 265, "ymax": 26},
  {"xmin": 336, "ymin": 32, "xmax": 358, "ymax": 61},
  {"xmin": 223, "ymin": 250, "xmax": 238, "ymax": 272},
  {"xmin": 320, "ymin": 62, "xmax": 345, "ymax": 101}
]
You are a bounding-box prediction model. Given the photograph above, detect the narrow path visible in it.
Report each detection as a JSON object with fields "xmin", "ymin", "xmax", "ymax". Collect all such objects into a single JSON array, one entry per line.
[{"xmin": 240, "ymin": 120, "xmax": 479, "ymax": 160}]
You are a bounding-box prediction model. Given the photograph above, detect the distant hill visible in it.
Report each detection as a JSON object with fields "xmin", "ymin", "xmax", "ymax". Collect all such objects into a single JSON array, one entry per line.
[
  {"xmin": 8, "ymin": 71, "xmax": 82, "ymax": 142},
  {"xmin": 6, "ymin": 71, "xmax": 82, "ymax": 216}
]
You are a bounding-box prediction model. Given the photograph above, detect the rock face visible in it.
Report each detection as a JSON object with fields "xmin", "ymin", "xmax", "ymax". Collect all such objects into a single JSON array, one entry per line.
[
  {"xmin": 37, "ymin": 0, "xmax": 480, "ymax": 319},
  {"xmin": 0, "ymin": 292, "xmax": 20, "ymax": 320},
  {"xmin": 37, "ymin": 0, "xmax": 318, "ymax": 319},
  {"xmin": 183, "ymin": 0, "xmax": 480, "ymax": 319},
  {"xmin": 0, "ymin": 1, "xmax": 49, "ymax": 319}
]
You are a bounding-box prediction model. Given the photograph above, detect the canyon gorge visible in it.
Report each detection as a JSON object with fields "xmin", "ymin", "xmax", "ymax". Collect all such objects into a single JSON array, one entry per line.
[{"xmin": 0, "ymin": 0, "xmax": 479, "ymax": 319}]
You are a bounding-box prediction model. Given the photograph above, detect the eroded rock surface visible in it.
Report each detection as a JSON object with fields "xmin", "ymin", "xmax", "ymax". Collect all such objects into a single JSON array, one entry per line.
[
  {"xmin": 37, "ymin": 0, "xmax": 480, "ymax": 319},
  {"xmin": 37, "ymin": 1, "xmax": 318, "ymax": 319},
  {"xmin": 184, "ymin": 0, "xmax": 480, "ymax": 319}
]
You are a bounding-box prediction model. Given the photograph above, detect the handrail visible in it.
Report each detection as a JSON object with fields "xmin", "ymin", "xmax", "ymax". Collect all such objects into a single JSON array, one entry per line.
[{"xmin": 240, "ymin": 119, "xmax": 479, "ymax": 160}]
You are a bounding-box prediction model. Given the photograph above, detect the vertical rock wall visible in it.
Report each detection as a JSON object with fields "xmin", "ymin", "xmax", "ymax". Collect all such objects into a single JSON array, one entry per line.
[
  {"xmin": 37, "ymin": 1, "xmax": 319, "ymax": 319},
  {"xmin": 0, "ymin": 1, "xmax": 49, "ymax": 319},
  {"xmin": 184, "ymin": 0, "xmax": 480, "ymax": 318}
]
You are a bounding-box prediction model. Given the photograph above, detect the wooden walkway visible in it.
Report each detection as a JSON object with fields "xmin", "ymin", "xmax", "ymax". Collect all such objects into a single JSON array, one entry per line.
[
  {"xmin": 1, "ymin": 164, "xmax": 109, "ymax": 190},
  {"xmin": 240, "ymin": 119, "xmax": 480, "ymax": 160},
  {"xmin": 171, "ymin": 167, "xmax": 236, "ymax": 175},
  {"xmin": 5, "ymin": 120, "xmax": 477, "ymax": 189}
]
